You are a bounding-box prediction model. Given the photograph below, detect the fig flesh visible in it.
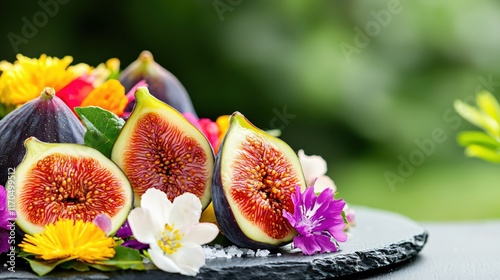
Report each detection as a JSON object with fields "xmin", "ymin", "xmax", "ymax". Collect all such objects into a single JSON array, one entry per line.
[
  {"xmin": 212, "ymin": 112, "xmax": 306, "ymax": 249},
  {"xmin": 0, "ymin": 87, "xmax": 85, "ymax": 186},
  {"xmin": 111, "ymin": 87, "xmax": 213, "ymax": 208},
  {"xmin": 15, "ymin": 137, "xmax": 133, "ymax": 235},
  {"xmin": 119, "ymin": 51, "xmax": 198, "ymax": 117}
]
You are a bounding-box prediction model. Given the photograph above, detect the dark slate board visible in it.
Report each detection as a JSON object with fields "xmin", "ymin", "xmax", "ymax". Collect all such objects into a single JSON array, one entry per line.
[{"xmin": 1, "ymin": 207, "xmax": 428, "ymax": 279}]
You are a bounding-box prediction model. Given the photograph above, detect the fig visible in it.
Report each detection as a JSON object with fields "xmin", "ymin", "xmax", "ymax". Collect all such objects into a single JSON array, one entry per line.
[
  {"xmin": 0, "ymin": 87, "xmax": 85, "ymax": 186},
  {"xmin": 119, "ymin": 51, "xmax": 198, "ymax": 117},
  {"xmin": 111, "ymin": 87, "xmax": 214, "ymax": 208},
  {"xmin": 212, "ymin": 112, "xmax": 306, "ymax": 249},
  {"xmin": 14, "ymin": 137, "xmax": 133, "ymax": 235}
]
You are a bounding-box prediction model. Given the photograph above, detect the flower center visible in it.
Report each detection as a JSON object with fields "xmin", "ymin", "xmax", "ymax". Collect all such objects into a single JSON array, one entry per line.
[{"xmin": 157, "ymin": 224, "xmax": 183, "ymax": 254}]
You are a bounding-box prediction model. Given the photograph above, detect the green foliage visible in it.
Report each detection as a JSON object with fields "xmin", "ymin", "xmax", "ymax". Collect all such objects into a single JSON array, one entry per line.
[
  {"xmin": 89, "ymin": 245, "xmax": 145, "ymax": 271},
  {"xmin": 75, "ymin": 106, "xmax": 125, "ymax": 159},
  {"xmin": 455, "ymin": 91, "xmax": 500, "ymax": 163},
  {"xmin": 20, "ymin": 246, "xmax": 145, "ymax": 276},
  {"xmin": 23, "ymin": 257, "xmax": 77, "ymax": 276}
]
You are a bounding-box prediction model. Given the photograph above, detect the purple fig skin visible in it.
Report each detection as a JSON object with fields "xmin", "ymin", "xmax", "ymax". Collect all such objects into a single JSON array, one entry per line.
[
  {"xmin": 0, "ymin": 88, "xmax": 85, "ymax": 185},
  {"xmin": 119, "ymin": 51, "xmax": 198, "ymax": 118},
  {"xmin": 212, "ymin": 138, "xmax": 289, "ymax": 250}
]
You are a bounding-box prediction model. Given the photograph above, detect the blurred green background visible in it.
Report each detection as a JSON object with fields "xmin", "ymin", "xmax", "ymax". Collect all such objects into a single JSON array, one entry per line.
[{"xmin": 1, "ymin": 0, "xmax": 500, "ymax": 221}]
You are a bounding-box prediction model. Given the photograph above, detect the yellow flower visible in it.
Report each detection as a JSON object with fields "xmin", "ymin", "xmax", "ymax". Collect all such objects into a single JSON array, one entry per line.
[
  {"xmin": 0, "ymin": 54, "xmax": 89, "ymax": 115},
  {"xmin": 19, "ymin": 219, "xmax": 116, "ymax": 263},
  {"xmin": 215, "ymin": 115, "xmax": 230, "ymax": 152},
  {"xmin": 80, "ymin": 79, "xmax": 128, "ymax": 116},
  {"xmin": 199, "ymin": 202, "xmax": 218, "ymax": 226},
  {"xmin": 91, "ymin": 58, "xmax": 121, "ymax": 87},
  {"xmin": 216, "ymin": 115, "xmax": 230, "ymax": 138}
]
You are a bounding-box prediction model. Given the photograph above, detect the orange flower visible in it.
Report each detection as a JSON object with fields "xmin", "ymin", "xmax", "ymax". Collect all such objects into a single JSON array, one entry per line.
[
  {"xmin": 80, "ymin": 79, "xmax": 128, "ymax": 116},
  {"xmin": 215, "ymin": 115, "xmax": 230, "ymax": 153}
]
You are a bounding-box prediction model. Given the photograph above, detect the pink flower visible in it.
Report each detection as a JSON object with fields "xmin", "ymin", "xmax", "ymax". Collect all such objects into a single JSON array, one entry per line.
[
  {"xmin": 282, "ymin": 181, "xmax": 347, "ymax": 255},
  {"xmin": 56, "ymin": 75, "xmax": 95, "ymax": 112},
  {"xmin": 183, "ymin": 113, "xmax": 220, "ymax": 150},
  {"xmin": 298, "ymin": 150, "xmax": 336, "ymax": 193},
  {"xmin": 92, "ymin": 213, "xmax": 112, "ymax": 236}
]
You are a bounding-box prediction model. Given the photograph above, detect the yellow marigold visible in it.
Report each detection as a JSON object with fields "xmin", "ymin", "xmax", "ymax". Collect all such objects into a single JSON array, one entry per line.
[
  {"xmin": 215, "ymin": 115, "xmax": 230, "ymax": 151},
  {"xmin": 80, "ymin": 79, "xmax": 128, "ymax": 116},
  {"xmin": 0, "ymin": 54, "xmax": 90, "ymax": 112},
  {"xmin": 19, "ymin": 218, "xmax": 116, "ymax": 263}
]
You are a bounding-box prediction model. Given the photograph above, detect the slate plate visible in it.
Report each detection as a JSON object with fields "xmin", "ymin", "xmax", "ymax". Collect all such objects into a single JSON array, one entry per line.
[{"xmin": 1, "ymin": 207, "xmax": 428, "ymax": 279}]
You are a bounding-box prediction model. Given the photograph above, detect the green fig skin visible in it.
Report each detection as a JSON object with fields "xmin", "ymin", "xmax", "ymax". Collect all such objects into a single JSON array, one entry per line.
[
  {"xmin": 0, "ymin": 87, "xmax": 85, "ymax": 186},
  {"xmin": 119, "ymin": 51, "xmax": 198, "ymax": 117}
]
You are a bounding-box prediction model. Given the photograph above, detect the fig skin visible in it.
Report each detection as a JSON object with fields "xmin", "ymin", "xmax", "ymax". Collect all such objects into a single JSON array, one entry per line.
[
  {"xmin": 213, "ymin": 151, "xmax": 290, "ymax": 249},
  {"xmin": 119, "ymin": 50, "xmax": 198, "ymax": 117},
  {"xmin": 0, "ymin": 87, "xmax": 85, "ymax": 186},
  {"xmin": 111, "ymin": 86, "xmax": 214, "ymax": 208},
  {"xmin": 212, "ymin": 112, "xmax": 306, "ymax": 249}
]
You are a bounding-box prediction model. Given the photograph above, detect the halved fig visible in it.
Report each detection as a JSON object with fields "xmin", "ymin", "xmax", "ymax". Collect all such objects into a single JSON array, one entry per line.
[
  {"xmin": 212, "ymin": 112, "xmax": 306, "ymax": 249},
  {"xmin": 111, "ymin": 87, "xmax": 214, "ymax": 208},
  {"xmin": 15, "ymin": 137, "xmax": 133, "ymax": 235}
]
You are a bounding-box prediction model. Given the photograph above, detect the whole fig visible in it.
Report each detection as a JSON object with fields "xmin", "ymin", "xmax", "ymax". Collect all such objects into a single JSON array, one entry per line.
[
  {"xmin": 0, "ymin": 87, "xmax": 85, "ymax": 185},
  {"xmin": 119, "ymin": 51, "xmax": 197, "ymax": 117}
]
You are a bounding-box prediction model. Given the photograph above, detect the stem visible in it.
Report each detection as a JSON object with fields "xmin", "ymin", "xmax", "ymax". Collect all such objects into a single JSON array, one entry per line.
[
  {"xmin": 40, "ymin": 87, "xmax": 56, "ymax": 100},
  {"xmin": 139, "ymin": 50, "xmax": 154, "ymax": 63}
]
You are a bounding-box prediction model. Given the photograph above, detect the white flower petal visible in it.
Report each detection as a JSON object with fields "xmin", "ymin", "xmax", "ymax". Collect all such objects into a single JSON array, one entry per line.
[
  {"xmin": 298, "ymin": 149, "xmax": 328, "ymax": 185},
  {"xmin": 170, "ymin": 193, "xmax": 202, "ymax": 230},
  {"xmin": 183, "ymin": 223, "xmax": 219, "ymax": 245},
  {"xmin": 148, "ymin": 245, "xmax": 181, "ymax": 274},
  {"xmin": 313, "ymin": 175, "xmax": 337, "ymax": 193},
  {"xmin": 171, "ymin": 243, "xmax": 205, "ymax": 276},
  {"xmin": 140, "ymin": 188, "xmax": 172, "ymax": 225},
  {"xmin": 127, "ymin": 208, "xmax": 160, "ymax": 244}
]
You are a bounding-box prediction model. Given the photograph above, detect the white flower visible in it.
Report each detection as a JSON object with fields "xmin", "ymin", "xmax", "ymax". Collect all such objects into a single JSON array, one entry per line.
[
  {"xmin": 298, "ymin": 149, "xmax": 337, "ymax": 193},
  {"xmin": 128, "ymin": 189, "xmax": 219, "ymax": 276}
]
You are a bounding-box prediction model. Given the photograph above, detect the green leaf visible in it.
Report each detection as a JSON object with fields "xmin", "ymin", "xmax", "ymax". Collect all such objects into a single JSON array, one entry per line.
[
  {"xmin": 75, "ymin": 106, "xmax": 125, "ymax": 158},
  {"xmin": 477, "ymin": 90, "xmax": 500, "ymax": 124},
  {"xmin": 464, "ymin": 144, "xmax": 500, "ymax": 163},
  {"xmin": 91, "ymin": 246, "xmax": 145, "ymax": 271},
  {"xmin": 341, "ymin": 211, "xmax": 348, "ymax": 224},
  {"xmin": 454, "ymin": 99, "xmax": 500, "ymax": 137},
  {"xmin": 22, "ymin": 257, "xmax": 77, "ymax": 277},
  {"xmin": 457, "ymin": 131, "xmax": 500, "ymax": 149},
  {"xmin": 454, "ymin": 99, "xmax": 485, "ymax": 129},
  {"xmin": 59, "ymin": 260, "xmax": 90, "ymax": 272},
  {"xmin": 17, "ymin": 251, "xmax": 34, "ymax": 258},
  {"xmin": 87, "ymin": 263, "xmax": 120, "ymax": 272}
]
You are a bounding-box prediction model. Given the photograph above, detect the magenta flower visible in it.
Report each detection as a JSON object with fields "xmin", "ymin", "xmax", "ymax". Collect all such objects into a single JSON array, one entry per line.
[
  {"xmin": 0, "ymin": 230, "xmax": 9, "ymax": 253},
  {"xmin": 115, "ymin": 220, "xmax": 149, "ymax": 250},
  {"xmin": 1, "ymin": 186, "xmax": 16, "ymax": 254},
  {"xmin": 116, "ymin": 220, "xmax": 133, "ymax": 238},
  {"xmin": 283, "ymin": 183, "xmax": 347, "ymax": 255}
]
